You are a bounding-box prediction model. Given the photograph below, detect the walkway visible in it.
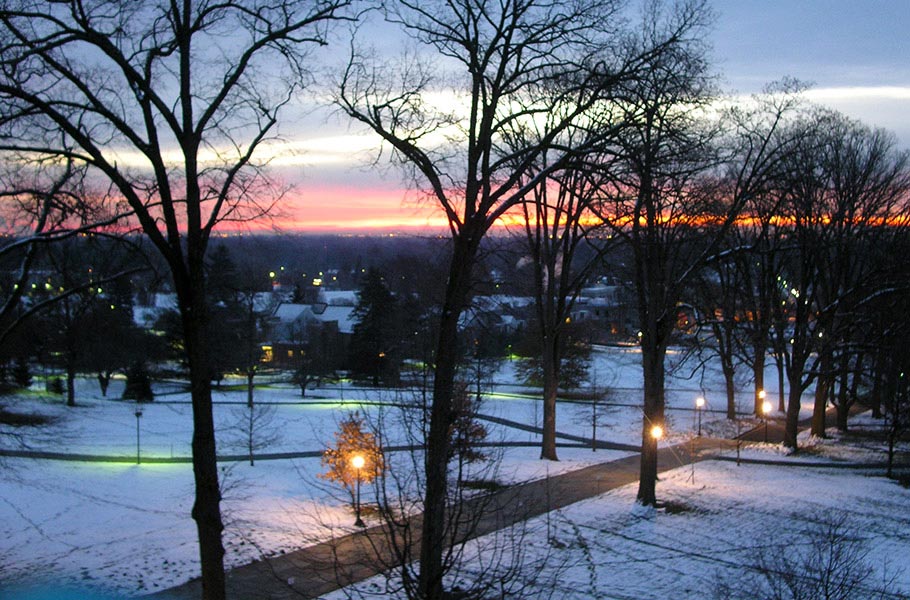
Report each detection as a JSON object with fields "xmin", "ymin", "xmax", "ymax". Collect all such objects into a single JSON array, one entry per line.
[
  {"xmin": 149, "ymin": 436, "xmax": 733, "ymax": 600},
  {"xmin": 151, "ymin": 400, "xmax": 905, "ymax": 600}
]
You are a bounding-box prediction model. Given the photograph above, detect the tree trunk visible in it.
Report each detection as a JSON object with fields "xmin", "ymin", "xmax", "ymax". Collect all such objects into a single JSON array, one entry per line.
[
  {"xmin": 418, "ymin": 235, "xmax": 476, "ymax": 600},
  {"xmin": 722, "ymin": 358, "xmax": 736, "ymax": 420},
  {"xmin": 97, "ymin": 371, "xmax": 111, "ymax": 396},
  {"xmin": 65, "ymin": 351, "xmax": 76, "ymax": 407},
  {"xmin": 835, "ymin": 400, "xmax": 849, "ymax": 432},
  {"xmin": 752, "ymin": 350, "xmax": 764, "ymax": 417},
  {"xmin": 811, "ymin": 353, "xmax": 832, "ymax": 438},
  {"xmin": 179, "ymin": 279, "xmax": 226, "ymax": 600},
  {"xmin": 835, "ymin": 352, "xmax": 850, "ymax": 432},
  {"xmin": 811, "ymin": 375, "xmax": 829, "ymax": 438},
  {"xmin": 871, "ymin": 353, "xmax": 884, "ymax": 418},
  {"xmin": 777, "ymin": 357, "xmax": 786, "ymax": 413},
  {"xmin": 540, "ymin": 340, "xmax": 559, "ymax": 461},
  {"xmin": 784, "ymin": 368, "xmax": 803, "ymax": 450},
  {"xmin": 849, "ymin": 353, "xmax": 863, "ymax": 399},
  {"xmin": 637, "ymin": 342, "xmax": 665, "ymax": 506},
  {"xmin": 246, "ymin": 369, "xmax": 254, "ymax": 409}
]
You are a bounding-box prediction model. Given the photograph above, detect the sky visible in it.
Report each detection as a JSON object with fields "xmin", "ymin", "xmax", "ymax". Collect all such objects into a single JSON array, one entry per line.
[{"xmin": 268, "ymin": 0, "xmax": 910, "ymax": 233}]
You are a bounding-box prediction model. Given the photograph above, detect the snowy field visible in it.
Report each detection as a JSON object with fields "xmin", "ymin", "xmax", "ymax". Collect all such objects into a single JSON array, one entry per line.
[
  {"xmin": 330, "ymin": 454, "xmax": 910, "ymax": 600},
  {"xmin": 1, "ymin": 346, "xmax": 906, "ymax": 599}
]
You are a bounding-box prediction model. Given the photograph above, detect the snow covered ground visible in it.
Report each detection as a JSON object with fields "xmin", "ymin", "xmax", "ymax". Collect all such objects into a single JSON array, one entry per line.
[
  {"xmin": 330, "ymin": 456, "xmax": 910, "ymax": 600},
  {"xmin": 1, "ymin": 346, "xmax": 906, "ymax": 599}
]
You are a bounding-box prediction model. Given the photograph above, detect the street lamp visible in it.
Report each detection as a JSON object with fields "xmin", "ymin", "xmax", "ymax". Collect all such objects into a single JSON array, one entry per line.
[
  {"xmin": 695, "ymin": 396, "xmax": 705, "ymax": 436},
  {"xmin": 650, "ymin": 424, "xmax": 664, "ymax": 441},
  {"xmin": 134, "ymin": 407, "xmax": 143, "ymax": 464},
  {"xmin": 762, "ymin": 400, "xmax": 772, "ymax": 443},
  {"xmin": 351, "ymin": 454, "xmax": 366, "ymax": 528}
]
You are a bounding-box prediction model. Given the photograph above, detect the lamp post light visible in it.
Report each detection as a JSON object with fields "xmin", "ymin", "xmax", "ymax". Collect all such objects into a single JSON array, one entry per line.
[
  {"xmin": 134, "ymin": 407, "xmax": 143, "ymax": 464},
  {"xmin": 762, "ymin": 400, "xmax": 772, "ymax": 443},
  {"xmin": 650, "ymin": 424, "xmax": 664, "ymax": 441},
  {"xmin": 695, "ymin": 396, "xmax": 705, "ymax": 436},
  {"xmin": 351, "ymin": 454, "xmax": 366, "ymax": 528}
]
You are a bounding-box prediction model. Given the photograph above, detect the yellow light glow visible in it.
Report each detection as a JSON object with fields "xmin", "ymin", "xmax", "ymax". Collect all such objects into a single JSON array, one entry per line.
[
  {"xmin": 650, "ymin": 425, "xmax": 664, "ymax": 440},
  {"xmin": 351, "ymin": 455, "xmax": 365, "ymax": 470},
  {"xmin": 695, "ymin": 396, "xmax": 705, "ymax": 408},
  {"xmin": 762, "ymin": 401, "xmax": 772, "ymax": 415}
]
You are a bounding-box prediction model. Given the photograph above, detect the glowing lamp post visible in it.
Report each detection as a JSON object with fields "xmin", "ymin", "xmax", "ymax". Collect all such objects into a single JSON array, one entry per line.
[
  {"xmin": 762, "ymin": 400, "xmax": 772, "ymax": 443},
  {"xmin": 695, "ymin": 396, "xmax": 705, "ymax": 436},
  {"xmin": 650, "ymin": 424, "xmax": 664, "ymax": 441},
  {"xmin": 351, "ymin": 454, "xmax": 366, "ymax": 528}
]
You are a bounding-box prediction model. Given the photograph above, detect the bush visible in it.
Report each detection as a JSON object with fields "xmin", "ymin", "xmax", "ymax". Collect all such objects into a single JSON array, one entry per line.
[
  {"xmin": 46, "ymin": 377, "xmax": 64, "ymax": 395},
  {"xmin": 13, "ymin": 357, "xmax": 32, "ymax": 389},
  {"xmin": 713, "ymin": 512, "xmax": 901, "ymax": 600},
  {"xmin": 122, "ymin": 362, "xmax": 154, "ymax": 402}
]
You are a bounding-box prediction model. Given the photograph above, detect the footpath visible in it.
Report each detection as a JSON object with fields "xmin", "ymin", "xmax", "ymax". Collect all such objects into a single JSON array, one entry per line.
[
  {"xmin": 150, "ymin": 435, "xmax": 734, "ymax": 600},
  {"xmin": 153, "ymin": 405, "xmax": 904, "ymax": 600}
]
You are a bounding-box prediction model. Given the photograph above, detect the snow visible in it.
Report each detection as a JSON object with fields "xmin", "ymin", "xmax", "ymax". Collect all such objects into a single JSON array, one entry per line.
[
  {"xmin": 328, "ymin": 459, "xmax": 910, "ymax": 600},
  {"xmin": 1, "ymin": 346, "xmax": 906, "ymax": 599}
]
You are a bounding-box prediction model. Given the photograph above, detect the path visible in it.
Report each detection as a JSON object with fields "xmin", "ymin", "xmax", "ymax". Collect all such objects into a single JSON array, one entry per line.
[
  {"xmin": 149, "ymin": 436, "xmax": 733, "ymax": 600},
  {"xmin": 152, "ymin": 401, "xmax": 894, "ymax": 599}
]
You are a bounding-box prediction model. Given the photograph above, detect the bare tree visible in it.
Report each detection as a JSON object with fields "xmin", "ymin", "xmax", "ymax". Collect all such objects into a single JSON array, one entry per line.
[
  {"xmin": 775, "ymin": 111, "xmax": 910, "ymax": 448},
  {"xmin": 227, "ymin": 401, "xmax": 280, "ymax": 467},
  {"xmin": 714, "ymin": 513, "xmax": 903, "ymax": 600},
  {"xmin": 0, "ymin": 161, "xmax": 126, "ymax": 349},
  {"xmin": 519, "ymin": 161, "xmax": 604, "ymax": 461},
  {"xmin": 0, "ymin": 2, "xmax": 352, "ymax": 597},
  {"xmin": 807, "ymin": 117, "xmax": 909, "ymax": 437},
  {"xmin": 590, "ymin": 0, "xmax": 718, "ymax": 507},
  {"xmin": 714, "ymin": 82, "xmax": 807, "ymax": 417},
  {"xmin": 336, "ymin": 0, "xmax": 711, "ymax": 593}
]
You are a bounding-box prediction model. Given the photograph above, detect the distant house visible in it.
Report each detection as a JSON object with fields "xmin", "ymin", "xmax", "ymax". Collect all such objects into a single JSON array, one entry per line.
[
  {"xmin": 569, "ymin": 284, "xmax": 636, "ymax": 341},
  {"xmin": 132, "ymin": 292, "xmax": 179, "ymax": 329},
  {"xmin": 464, "ymin": 295, "xmax": 534, "ymax": 333},
  {"xmin": 262, "ymin": 301, "xmax": 356, "ymax": 368},
  {"xmin": 466, "ymin": 286, "xmax": 635, "ymax": 345},
  {"xmin": 318, "ymin": 289, "xmax": 357, "ymax": 306},
  {"xmin": 133, "ymin": 290, "xmax": 281, "ymax": 331}
]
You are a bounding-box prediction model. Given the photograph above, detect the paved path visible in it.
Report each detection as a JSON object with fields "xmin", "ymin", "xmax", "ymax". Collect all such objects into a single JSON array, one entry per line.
[
  {"xmin": 149, "ymin": 436, "xmax": 733, "ymax": 600},
  {"xmin": 149, "ymin": 404, "xmax": 889, "ymax": 599}
]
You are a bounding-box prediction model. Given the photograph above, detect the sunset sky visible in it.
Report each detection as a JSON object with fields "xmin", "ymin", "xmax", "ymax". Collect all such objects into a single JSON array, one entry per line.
[{"xmin": 268, "ymin": 0, "xmax": 910, "ymax": 233}]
